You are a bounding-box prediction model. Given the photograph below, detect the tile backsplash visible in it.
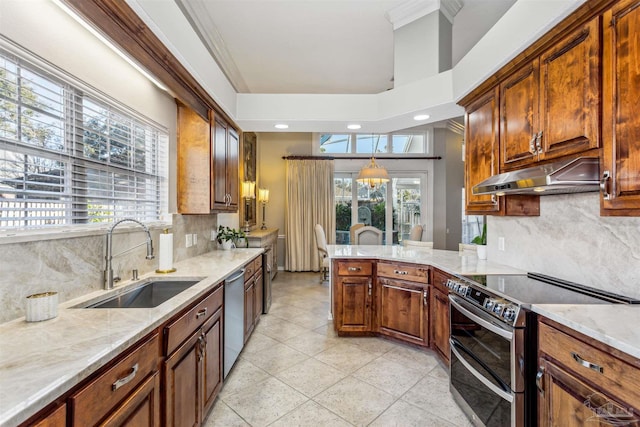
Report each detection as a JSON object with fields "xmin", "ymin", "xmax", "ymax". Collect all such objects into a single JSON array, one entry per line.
[
  {"xmin": 489, "ymin": 193, "xmax": 640, "ymax": 299},
  {"xmin": 0, "ymin": 214, "xmax": 217, "ymax": 323}
]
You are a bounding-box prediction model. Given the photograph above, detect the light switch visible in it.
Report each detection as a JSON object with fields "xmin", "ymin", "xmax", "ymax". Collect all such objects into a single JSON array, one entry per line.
[
  {"xmin": 498, "ymin": 237, "xmax": 505, "ymax": 251},
  {"xmin": 186, "ymin": 234, "xmax": 193, "ymax": 248},
  {"xmin": 193, "ymin": 233, "xmax": 198, "ymax": 245}
]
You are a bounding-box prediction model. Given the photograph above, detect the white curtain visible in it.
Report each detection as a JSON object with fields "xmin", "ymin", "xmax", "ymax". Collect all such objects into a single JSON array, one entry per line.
[{"xmin": 285, "ymin": 159, "xmax": 335, "ymax": 271}]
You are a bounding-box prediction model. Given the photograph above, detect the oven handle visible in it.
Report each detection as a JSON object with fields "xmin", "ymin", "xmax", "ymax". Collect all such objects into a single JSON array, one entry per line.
[
  {"xmin": 450, "ymin": 339, "xmax": 514, "ymax": 403},
  {"xmin": 449, "ymin": 295, "xmax": 513, "ymax": 341}
]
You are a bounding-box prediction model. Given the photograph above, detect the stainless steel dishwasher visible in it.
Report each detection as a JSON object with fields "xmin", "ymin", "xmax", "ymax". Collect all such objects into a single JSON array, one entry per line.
[{"xmin": 224, "ymin": 268, "xmax": 245, "ymax": 378}]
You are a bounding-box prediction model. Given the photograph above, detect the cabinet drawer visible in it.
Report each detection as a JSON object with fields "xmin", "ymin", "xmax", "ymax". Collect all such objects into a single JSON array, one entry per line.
[
  {"xmin": 336, "ymin": 261, "xmax": 373, "ymax": 276},
  {"xmin": 70, "ymin": 333, "xmax": 159, "ymax": 426},
  {"xmin": 539, "ymin": 322, "xmax": 640, "ymax": 408},
  {"xmin": 377, "ymin": 262, "xmax": 429, "ymax": 284},
  {"xmin": 431, "ymin": 269, "xmax": 451, "ymax": 293},
  {"xmin": 165, "ymin": 284, "xmax": 223, "ymax": 355},
  {"xmin": 254, "ymin": 255, "xmax": 263, "ymax": 271},
  {"xmin": 244, "ymin": 261, "xmax": 255, "ymax": 280}
]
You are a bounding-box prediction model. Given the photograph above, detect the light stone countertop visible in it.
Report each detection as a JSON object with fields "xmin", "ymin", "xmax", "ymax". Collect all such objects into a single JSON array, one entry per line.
[
  {"xmin": 327, "ymin": 244, "xmax": 528, "ymax": 276},
  {"xmin": 0, "ymin": 248, "xmax": 263, "ymax": 427},
  {"xmin": 531, "ymin": 304, "xmax": 640, "ymax": 361}
]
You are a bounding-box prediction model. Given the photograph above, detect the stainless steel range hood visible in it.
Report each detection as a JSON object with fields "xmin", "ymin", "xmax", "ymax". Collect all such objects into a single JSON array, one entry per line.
[{"xmin": 472, "ymin": 157, "xmax": 600, "ymax": 196}]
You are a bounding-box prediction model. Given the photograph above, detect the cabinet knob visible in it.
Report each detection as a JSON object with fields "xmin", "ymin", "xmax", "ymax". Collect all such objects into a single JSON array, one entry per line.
[
  {"xmin": 535, "ymin": 367, "xmax": 545, "ymax": 395},
  {"xmin": 196, "ymin": 307, "xmax": 208, "ymax": 319},
  {"xmin": 423, "ymin": 289, "xmax": 428, "ymax": 305},
  {"xmin": 112, "ymin": 363, "xmax": 139, "ymax": 391},
  {"xmin": 347, "ymin": 267, "xmax": 362, "ymax": 272}
]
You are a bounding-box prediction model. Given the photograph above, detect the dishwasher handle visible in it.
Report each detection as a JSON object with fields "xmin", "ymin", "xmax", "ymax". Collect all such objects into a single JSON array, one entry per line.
[{"xmin": 226, "ymin": 269, "xmax": 246, "ymax": 283}]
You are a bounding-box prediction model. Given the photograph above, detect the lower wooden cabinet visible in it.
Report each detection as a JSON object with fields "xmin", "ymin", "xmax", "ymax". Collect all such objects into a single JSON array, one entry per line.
[
  {"xmin": 163, "ymin": 284, "xmax": 224, "ymax": 427},
  {"xmin": 376, "ymin": 278, "xmax": 429, "ymax": 347},
  {"xmin": 30, "ymin": 404, "xmax": 66, "ymax": 427},
  {"xmin": 537, "ymin": 318, "xmax": 640, "ymax": 426},
  {"xmin": 430, "ymin": 269, "xmax": 452, "ymax": 365},
  {"xmin": 334, "ymin": 275, "xmax": 374, "ymax": 333},
  {"xmin": 244, "ymin": 255, "xmax": 263, "ymax": 343},
  {"xmin": 244, "ymin": 278, "xmax": 255, "ymax": 342},
  {"xmin": 70, "ymin": 333, "xmax": 161, "ymax": 427}
]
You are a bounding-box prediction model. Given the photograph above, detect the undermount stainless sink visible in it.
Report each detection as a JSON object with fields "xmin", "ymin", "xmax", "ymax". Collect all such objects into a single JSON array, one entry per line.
[{"xmin": 78, "ymin": 278, "xmax": 203, "ymax": 309}]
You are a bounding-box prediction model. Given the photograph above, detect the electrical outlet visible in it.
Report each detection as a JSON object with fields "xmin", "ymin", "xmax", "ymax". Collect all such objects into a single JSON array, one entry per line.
[
  {"xmin": 498, "ymin": 237, "xmax": 505, "ymax": 251},
  {"xmin": 211, "ymin": 229, "xmax": 217, "ymax": 241},
  {"xmin": 185, "ymin": 234, "xmax": 193, "ymax": 248},
  {"xmin": 193, "ymin": 233, "xmax": 198, "ymax": 245}
]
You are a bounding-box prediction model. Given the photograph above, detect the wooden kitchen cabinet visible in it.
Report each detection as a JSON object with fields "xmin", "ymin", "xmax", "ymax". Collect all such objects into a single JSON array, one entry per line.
[
  {"xmin": 376, "ymin": 261, "xmax": 429, "ymax": 347},
  {"xmin": 177, "ymin": 104, "xmax": 239, "ymax": 214},
  {"xmin": 163, "ymin": 284, "xmax": 223, "ymax": 427},
  {"xmin": 243, "ymin": 255, "xmax": 263, "ymax": 343},
  {"xmin": 70, "ymin": 333, "xmax": 161, "ymax": 427},
  {"xmin": 601, "ymin": 0, "xmax": 640, "ymax": 216},
  {"xmin": 537, "ymin": 318, "xmax": 640, "ymax": 426},
  {"xmin": 430, "ymin": 269, "xmax": 452, "ymax": 365},
  {"xmin": 500, "ymin": 17, "xmax": 600, "ymax": 171},
  {"xmin": 30, "ymin": 404, "xmax": 66, "ymax": 427},
  {"xmin": 464, "ymin": 88, "xmax": 539, "ymax": 216},
  {"xmin": 211, "ymin": 113, "xmax": 239, "ymax": 212},
  {"xmin": 333, "ymin": 260, "xmax": 375, "ymax": 334}
]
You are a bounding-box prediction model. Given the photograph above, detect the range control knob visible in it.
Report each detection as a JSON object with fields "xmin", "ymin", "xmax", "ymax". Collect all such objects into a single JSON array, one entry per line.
[
  {"xmin": 446, "ymin": 279, "xmax": 455, "ymax": 290},
  {"xmin": 484, "ymin": 298, "xmax": 497, "ymax": 311},
  {"xmin": 457, "ymin": 285, "xmax": 468, "ymax": 297},
  {"xmin": 492, "ymin": 302, "xmax": 506, "ymax": 316},
  {"xmin": 502, "ymin": 306, "xmax": 518, "ymax": 322}
]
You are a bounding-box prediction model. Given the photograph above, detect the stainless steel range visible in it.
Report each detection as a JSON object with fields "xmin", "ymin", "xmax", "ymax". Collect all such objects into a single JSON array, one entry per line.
[{"xmin": 447, "ymin": 273, "xmax": 640, "ymax": 427}]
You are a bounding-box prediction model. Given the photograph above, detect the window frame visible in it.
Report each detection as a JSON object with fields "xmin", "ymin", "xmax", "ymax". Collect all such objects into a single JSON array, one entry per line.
[
  {"xmin": 316, "ymin": 130, "xmax": 432, "ymax": 157},
  {"xmin": 0, "ymin": 38, "xmax": 169, "ymax": 237}
]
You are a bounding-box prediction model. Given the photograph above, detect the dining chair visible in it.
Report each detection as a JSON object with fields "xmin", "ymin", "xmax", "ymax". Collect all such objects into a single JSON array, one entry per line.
[
  {"xmin": 354, "ymin": 226, "xmax": 383, "ymax": 245},
  {"xmin": 409, "ymin": 224, "xmax": 423, "ymax": 241},
  {"xmin": 314, "ymin": 224, "xmax": 330, "ymax": 281},
  {"xmin": 349, "ymin": 223, "xmax": 365, "ymax": 244}
]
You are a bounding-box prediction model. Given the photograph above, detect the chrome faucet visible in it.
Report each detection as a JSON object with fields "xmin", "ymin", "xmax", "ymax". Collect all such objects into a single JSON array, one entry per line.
[{"xmin": 104, "ymin": 219, "xmax": 154, "ymax": 289}]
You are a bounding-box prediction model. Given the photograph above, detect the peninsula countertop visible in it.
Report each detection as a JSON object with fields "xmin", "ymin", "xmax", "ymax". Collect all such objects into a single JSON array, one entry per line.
[
  {"xmin": 0, "ymin": 248, "xmax": 263, "ymax": 427},
  {"xmin": 327, "ymin": 244, "xmax": 527, "ymax": 276}
]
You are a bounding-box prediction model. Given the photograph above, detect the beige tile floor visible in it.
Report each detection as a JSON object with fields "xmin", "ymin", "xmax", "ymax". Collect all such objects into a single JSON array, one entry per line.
[{"xmin": 204, "ymin": 272, "xmax": 473, "ymax": 427}]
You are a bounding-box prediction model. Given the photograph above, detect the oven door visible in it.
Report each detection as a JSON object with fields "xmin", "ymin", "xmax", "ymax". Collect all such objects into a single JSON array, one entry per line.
[{"xmin": 449, "ymin": 295, "xmax": 517, "ymax": 426}]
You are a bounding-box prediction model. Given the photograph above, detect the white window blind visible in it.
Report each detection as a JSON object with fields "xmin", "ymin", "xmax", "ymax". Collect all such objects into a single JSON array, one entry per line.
[{"xmin": 0, "ymin": 41, "xmax": 168, "ymax": 230}]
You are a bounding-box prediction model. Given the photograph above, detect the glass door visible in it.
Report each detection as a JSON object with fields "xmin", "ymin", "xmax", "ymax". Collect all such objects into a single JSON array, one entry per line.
[{"xmin": 392, "ymin": 177, "xmax": 422, "ymax": 245}]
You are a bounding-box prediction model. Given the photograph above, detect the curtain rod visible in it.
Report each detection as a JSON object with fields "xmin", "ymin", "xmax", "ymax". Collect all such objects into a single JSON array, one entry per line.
[{"xmin": 282, "ymin": 155, "xmax": 442, "ymax": 160}]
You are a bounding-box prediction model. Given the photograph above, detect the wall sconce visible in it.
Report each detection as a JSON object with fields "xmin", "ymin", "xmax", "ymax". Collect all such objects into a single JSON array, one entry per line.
[
  {"xmin": 258, "ymin": 188, "xmax": 270, "ymax": 230},
  {"xmin": 242, "ymin": 181, "xmax": 255, "ymax": 233}
]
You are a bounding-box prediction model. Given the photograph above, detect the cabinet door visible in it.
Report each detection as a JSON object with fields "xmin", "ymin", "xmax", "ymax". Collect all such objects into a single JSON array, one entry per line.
[
  {"xmin": 465, "ymin": 88, "xmax": 502, "ymax": 214},
  {"xmin": 601, "ymin": 0, "xmax": 640, "ymax": 215},
  {"xmin": 254, "ymin": 271, "xmax": 263, "ymax": 325},
  {"xmin": 211, "ymin": 116, "xmax": 229, "ymax": 211},
  {"xmin": 334, "ymin": 276, "xmax": 373, "ymax": 333},
  {"xmin": 377, "ymin": 278, "xmax": 428, "ymax": 346},
  {"xmin": 539, "ymin": 17, "xmax": 600, "ymax": 160},
  {"xmin": 430, "ymin": 287, "xmax": 450, "ymax": 365},
  {"xmin": 31, "ymin": 404, "xmax": 66, "ymax": 427},
  {"xmin": 226, "ymin": 128, "xmax": 239, "ymax": 209},
  {"xmin": 201, "ymin": 310, "xmax": 223, "ymax": 420},
  {"xmin": 538, "ymin": 359, "xmax": 640, "ymax": 427},
  {"xmin": 244, "ymin": 279, "xmax": 255, "ymax": 342},
  {"xmin": 500, "ymin": 62, "xmax": 540, "ymax": 170},
  {"xmin": 101, "ymin": 372, "xmax": 161, "ymax": 427},
  {"xmin": 164, "ymin": 333, "xmax": 200, "ymax": 427},
  {"xmin": 177, "ymin": 104, "xmax": 211, "ymax": 214}
]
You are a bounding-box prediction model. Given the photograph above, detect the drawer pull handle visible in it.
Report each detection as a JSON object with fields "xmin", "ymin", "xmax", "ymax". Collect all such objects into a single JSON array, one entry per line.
[
  {"xmin": 196, "ymin": 308, "xmax": 208, "ymax": 319},
  {"xmin": 393, "ymin": 270, "xmax": 408, "ymax": 275},
  {"xmin": 347, "ymin": 267, "xmax": 362, "ymax": 272},
  {"xmin": 112, "ymin": 363, "xmax": 139, "ymax": 391},
  {"xmin": 571, "ymin": 352, "xmax": 604, "ymax": 374},
  {"xmin": 535, "ymin": 367, "xmax": 545, "ymax": 395}
]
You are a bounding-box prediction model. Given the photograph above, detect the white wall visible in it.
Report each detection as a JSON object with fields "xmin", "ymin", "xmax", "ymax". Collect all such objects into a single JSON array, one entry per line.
[{"xmin": 488, "ymin": 194, "xmax": 640, "ymax": 299}]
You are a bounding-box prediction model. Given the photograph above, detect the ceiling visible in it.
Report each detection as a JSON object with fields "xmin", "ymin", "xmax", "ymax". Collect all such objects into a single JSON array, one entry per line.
[{"xmin": 175, "ymin": 0, "xmax": 515, "ymax": 96}]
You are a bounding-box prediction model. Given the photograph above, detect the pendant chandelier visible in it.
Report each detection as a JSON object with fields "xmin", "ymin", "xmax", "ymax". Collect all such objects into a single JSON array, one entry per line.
[{"xmin": 356, "ymin": 134, "xmax": 390, "ymax": 188}]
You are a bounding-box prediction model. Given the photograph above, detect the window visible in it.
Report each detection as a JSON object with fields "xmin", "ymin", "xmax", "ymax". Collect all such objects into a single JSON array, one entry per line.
[
  {"xmin": 0, "ymin": 44, "xmax": 167, "ymax": 230},
  {"xmin": 320, "ymin": 132, "xmax": 428, "ymax": 155}
]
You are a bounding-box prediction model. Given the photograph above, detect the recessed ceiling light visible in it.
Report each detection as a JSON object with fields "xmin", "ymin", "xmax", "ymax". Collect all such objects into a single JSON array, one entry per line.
[
  {"xmin": 347, "ymin": 124, "xmax": 361, "ymax": 130},
  {"xmin": 274, "ymin": 124, "xmax": 289, "ymax": 129},
  {"xmin": 413, "ymin": 114, "xmax": 430, "ymax": 121}
]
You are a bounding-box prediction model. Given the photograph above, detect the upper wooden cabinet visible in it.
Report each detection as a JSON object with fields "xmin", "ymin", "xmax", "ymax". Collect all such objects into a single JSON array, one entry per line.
[
  {"xmin": 464, "ymin": 88, "xmax": 540, "ymax": 216},
  {"xmin": 601, "ymin": 0, "xmax": 640, "ymax": 215},
  {"xmin": 500, "ymin": 17, "xmax": 600, "ymax": 171},
  {"xmin": 177, "ymin": 104, "xmax": 239, "ymax": 214},
  {"xmin": 211, "ymin": 114, "xmax": 239, "ymax": 212}
]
